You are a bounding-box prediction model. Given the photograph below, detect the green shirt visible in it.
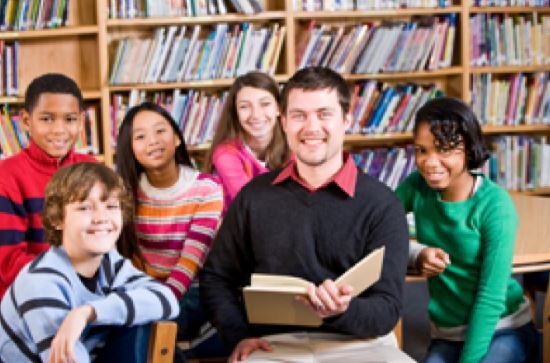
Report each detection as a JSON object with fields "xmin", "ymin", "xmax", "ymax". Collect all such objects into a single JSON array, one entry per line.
[{"xmin": 396, "ymin": 171, "xmax": 525, "ymax": 363}]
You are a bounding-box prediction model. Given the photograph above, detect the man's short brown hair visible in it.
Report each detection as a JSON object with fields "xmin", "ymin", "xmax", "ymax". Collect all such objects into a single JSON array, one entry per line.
[
  {"xmin": 281, "ymin": 66, "xmax": 351, "ymax": 115},
  {"xmin": 42, "ymin": 162, "xmax": 133, "ymax": 246}
]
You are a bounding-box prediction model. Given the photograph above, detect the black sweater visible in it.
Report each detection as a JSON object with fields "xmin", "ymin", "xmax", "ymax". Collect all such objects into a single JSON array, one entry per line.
[{"xmin": 200, "ymin": 168, "xmax": 409, "ymax": 349}]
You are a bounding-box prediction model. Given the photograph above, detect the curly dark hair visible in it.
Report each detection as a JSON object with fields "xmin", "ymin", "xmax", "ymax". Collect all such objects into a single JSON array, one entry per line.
[{"xmin": 414, "ymin": 97, "xmax": 490, "ymax": 170}]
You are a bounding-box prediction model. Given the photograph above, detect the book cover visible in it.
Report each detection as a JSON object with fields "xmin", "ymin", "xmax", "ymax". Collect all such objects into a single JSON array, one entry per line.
[{"xmin": 243, "ymin": 247, "xmax": 385, "ymax": 326}]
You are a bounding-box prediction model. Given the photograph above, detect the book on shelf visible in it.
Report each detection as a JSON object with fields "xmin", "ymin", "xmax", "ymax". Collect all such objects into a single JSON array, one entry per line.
[
  {"xmin": 297, "ymin": 15, "xmax": 457, "ymax": 75},
  {"xmin": 485, "ymin": 135, "xmax": 550, "ymax": 191},
  {"xmin": 0, "ymin": 0, "xmax": 69, "ymax": 30},
  {"xmin": 471, "ymin": 72, "xmax": 550, "ymax": 126},
  {"xmin": 243, "ymin": 246, "xmax": 385, "ymax": 326},
  {"xmin": 294, "ymin": 0, "xmax": 451, "ymax": 11},
  {"xmin": 348, "ymin": 81, "xmax": 443, "ymax": 135},
  {"xmin": 110, "ymin": 89, "xmax": 227, "ymax": 146},
  {"xmin": 470, "ymin": 14, "xmax": 550, "ymax": 67},
  {"xmin": 108, "ymin": 0, "xmax": 262, "ymax": 18},
  {"xmin": 354, "ymin": 146, "xmax": 416, "ymax": 190},
  {"xmin": 0, "ymin": 40, "xmax": 19, "ymax": 97},
  {"xmin": 110, "ymin": 23, "xmax": 285, "ymax": 84}
]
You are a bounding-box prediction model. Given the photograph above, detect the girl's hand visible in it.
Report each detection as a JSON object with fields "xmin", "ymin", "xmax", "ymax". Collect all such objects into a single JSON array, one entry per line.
[
  {"xmin": 48, "ymin": 305, "xmax": 96, "ymax": 363},
  {"xmin": 417, "ymin": 247, "xmax": 451, "ymax": 277}
]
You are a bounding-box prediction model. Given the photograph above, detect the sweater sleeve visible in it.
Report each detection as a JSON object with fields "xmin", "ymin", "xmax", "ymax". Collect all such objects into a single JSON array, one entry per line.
[
  {"xmin": 212, "ymin": 145, "xmax": 252, "ymax": 204},
  {"xmin": 89, "ymin": 255, "xmax": 179, "ymax": 326},
  {"xmin": 323, "ymin": 194, "xmax": 409, "ymax": 338},
  {"xmin": 199, "ymin": 193, "xmax": 254, "ymax": 350},
  {"xmin": 0, "ymin": 180, "xmax": 45, "ymax": 297},
  {"xmin": 458, "ymin": 194, "xmax": 518, "ymax": 363},
  {"xmin": 7, "ymin": 271, "xmax": 91, "ymax": 362},
  {"xmin": 165, "ymin": 182, "xmax": 223, "ymax": 299}
]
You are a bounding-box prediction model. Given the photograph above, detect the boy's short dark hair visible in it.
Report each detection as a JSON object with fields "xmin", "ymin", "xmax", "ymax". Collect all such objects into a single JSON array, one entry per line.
[
  {"xmin": 24, "ymin": 73, "xmax": 84, "ymax": 113},
  {"xmin": 42, "ymin": 163, "xmax": 133, "ymax": 247},
  {"xmin": 281, "ymin": 66, "xmax": 351, "ymax": 115},
  {"xmin": 414, "ymin": 97, "xmax": 490, "ymax": 170}
]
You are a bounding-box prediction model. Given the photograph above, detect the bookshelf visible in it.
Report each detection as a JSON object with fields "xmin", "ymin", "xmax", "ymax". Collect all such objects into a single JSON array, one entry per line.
[{"xmin": 0, "ymin": 0, "xmax": 548, "ymax": 191}]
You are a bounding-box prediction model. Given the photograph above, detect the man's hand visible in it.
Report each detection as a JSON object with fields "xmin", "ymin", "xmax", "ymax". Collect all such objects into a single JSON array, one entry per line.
[
  {"xmin": 48, "ymin": 305, "xmax": 96, "ymax": 363},
  {"xmin": 416, "ymin": 247, "xmax": 451, "ymax": 277},
  {"xmin": 298, "ymin": 280, "xmax": 353, "ymax": 319},
  {"xmin": 229, "ymin": 338, "xmax": 273, "ymax": 362}
]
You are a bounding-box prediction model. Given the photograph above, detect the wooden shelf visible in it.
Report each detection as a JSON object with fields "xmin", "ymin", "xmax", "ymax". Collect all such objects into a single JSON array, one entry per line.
[
  {"xmin": 106, "ymin": 11, "xmax": 286, "ymax": 28},
  {"xmin": 344, "ymin": 67, "xmax": 463, "ymax": 81},
  {"xmin": 0, "ymin": 90, "xmax": 103, "ymax": 104},
  {"xmin": 469, "ymin": 6, "xmax": 550, "ymax": 13},
  {"xmin": 187, "ymin": 144, "xmax": 211, "ymax": 153},
  {"xmin": 0, "ymin": 26, "xmax": 98, "ymax": 40},
  {"xmin": 293, "ymin": 6, "xmax": 462, "ymax": 19},
  {"xmin": 470, "ymin": 65, "xmax": 550, "ymax": 74},
  {"xmin": 482, "ymin": 124, "xmax": 550, "ymax": 134},
  {"xmin": 109, "ymin": 75, "xmax": 289, "ymax": 91}
]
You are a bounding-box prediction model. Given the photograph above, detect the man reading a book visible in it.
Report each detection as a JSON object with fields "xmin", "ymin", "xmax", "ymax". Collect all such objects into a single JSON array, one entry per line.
[{"xmin": 200, "ymin": 67, "xmax": 411, "ymax": 362}]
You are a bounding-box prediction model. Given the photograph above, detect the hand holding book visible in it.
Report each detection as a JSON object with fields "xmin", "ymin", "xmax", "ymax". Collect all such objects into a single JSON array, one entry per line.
[
  {"xmin": 295, "ymin": 279, "xmax": 354, "ymax": 319},
  {"xmin": 243, "ymin": 246, "xmax": 385, "ymax": 326}
]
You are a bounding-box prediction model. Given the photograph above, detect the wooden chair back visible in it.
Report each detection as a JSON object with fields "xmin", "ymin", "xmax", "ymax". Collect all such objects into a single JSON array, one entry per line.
[{"xmin": 147, "ymin": 321, "xmax": 178, "ymax": 363}]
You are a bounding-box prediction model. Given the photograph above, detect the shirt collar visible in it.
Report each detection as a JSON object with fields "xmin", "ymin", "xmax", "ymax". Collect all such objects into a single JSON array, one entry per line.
[
  {"xmin": 25, "ymin": 139, "xmax": 77, "ymax": 171},
  {"xmin": 273, "ymin": 153, "xmax": 357, "ymax": 197}
]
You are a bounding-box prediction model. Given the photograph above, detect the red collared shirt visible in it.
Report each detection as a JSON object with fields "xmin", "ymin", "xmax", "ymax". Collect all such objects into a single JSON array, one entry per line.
[{"xmin": 272, "ymin": 153, "xmax": 357, "ymax": 197}]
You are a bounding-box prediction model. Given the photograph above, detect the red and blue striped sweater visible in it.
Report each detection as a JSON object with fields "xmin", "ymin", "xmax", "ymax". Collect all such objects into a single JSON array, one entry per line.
[{"xmin": 0, "ymin": 140, "xmax": 95, "ymax": 297}]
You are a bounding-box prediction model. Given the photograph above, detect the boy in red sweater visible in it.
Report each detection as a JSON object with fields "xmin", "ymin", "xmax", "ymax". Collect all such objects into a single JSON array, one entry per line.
[{"xmin": 0, "ymin": 73, "xmax": 95, "ymax": 297}]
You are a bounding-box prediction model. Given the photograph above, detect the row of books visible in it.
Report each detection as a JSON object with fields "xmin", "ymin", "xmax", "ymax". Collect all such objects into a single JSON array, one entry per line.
[
  {"xmin": 0, "ymin": 41, "xmax": 19, "ymax": 97},
  {"xmin": 0, "ymin": 105, "xmax": 99, "ymax": 158},
  {"xmin": 470, "ymin": 72, "xmax": 550, "ymax": 126},
  {"xmin": 348, "ymin": 81, "xmax": 443, "ymax": 134},
  {"xmin": 107, "ymin": 0, "xmax": 264, "ymax": 18},
  {"xmin": 0, "ymin": 0, "xmax": 69, "ymax": 31},
  {"xmin": 484, "ymin": 135, "xmax": 550, "ymax": 191},
  {"xmin": 110, "ymin": 23, "xmax": 285, "ymax": 85},
  {"xmin": 469, "ymin": 0, "xmax": 549, "ymax": 5},
  {"xmin": 470, "ymin": 14, "xmax": 550, "ymax": 67},
  {"xmin": 111, "ymin": 89, "xmax": 227, "ymax": 146},
  {"xmin": 297, "ymin": 15, "xmax": 456, "ymax": 74},
  {"xmin": 293, "ymin": 0, "xmax": 451, "ymax": 10},
  {"xmin": 353, "ymin": 146, "xmax": 416, "ymax": 190}
]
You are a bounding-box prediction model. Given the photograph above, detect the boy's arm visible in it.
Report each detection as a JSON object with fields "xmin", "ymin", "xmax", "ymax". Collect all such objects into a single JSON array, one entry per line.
[
  {"xmin": 0, "ymin": 186, "xmax": 47, "ymax": 296},
  {"xmin": 7, "ymin": 276, "xmax": 90, "ymax": 363},
  {"xmin": 165, "ymin": 183, "xmax": 223, "ymax": 300},
  {"xmin": 88, "ymin": 256, "xmax": 179, "ymax": 326}
]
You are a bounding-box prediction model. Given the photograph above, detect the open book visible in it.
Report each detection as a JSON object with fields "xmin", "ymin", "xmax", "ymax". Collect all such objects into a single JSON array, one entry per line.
[{"xmin": 243, "ymin": 246, "xmax": 385, "ymax": 326}]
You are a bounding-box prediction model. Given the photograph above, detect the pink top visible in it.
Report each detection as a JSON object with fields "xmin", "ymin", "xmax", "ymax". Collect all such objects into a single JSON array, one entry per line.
[{"xmin": 212, "ymin": 138, "xmax": 268, "ymax": 210}]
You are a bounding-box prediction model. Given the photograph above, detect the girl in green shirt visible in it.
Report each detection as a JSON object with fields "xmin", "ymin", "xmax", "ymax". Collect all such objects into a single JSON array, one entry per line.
[{"xmin": 395, "ymin": 97, "xmax": 540, "ymax": 363}]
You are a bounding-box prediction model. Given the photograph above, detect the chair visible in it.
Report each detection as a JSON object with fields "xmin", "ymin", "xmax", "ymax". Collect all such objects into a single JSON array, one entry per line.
[{"xmin": 147, "ymin": 321, "xmax": 178, "ymax": 363}]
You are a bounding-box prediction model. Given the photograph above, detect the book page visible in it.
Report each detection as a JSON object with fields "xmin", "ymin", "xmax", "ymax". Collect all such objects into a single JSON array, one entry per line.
[{"xmin": 336, "ymin": 246, "xmax": 385, "ymax": 297}]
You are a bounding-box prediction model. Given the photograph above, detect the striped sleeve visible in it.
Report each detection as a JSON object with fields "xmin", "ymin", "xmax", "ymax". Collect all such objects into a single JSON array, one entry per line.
[
  {"xmin": 165, "ymin": 177, "xmax": 223, "ymax": 299},
  {"xmin": 0, "ymin": 183, "xmax": 47, "ymax": 298},
  {"xmin": 89, "ymin": 255, "xmax": 179, "ymax": 326},
  {"xmin": 2, "ymin": 260, "xmax": 90, "ymax": 362}
]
